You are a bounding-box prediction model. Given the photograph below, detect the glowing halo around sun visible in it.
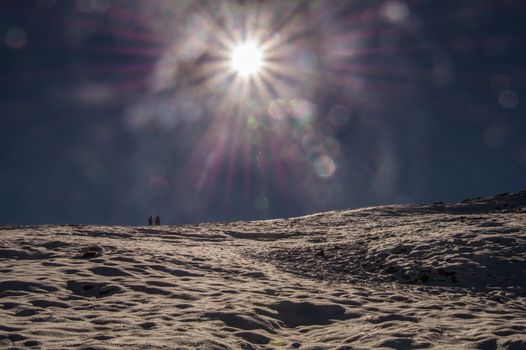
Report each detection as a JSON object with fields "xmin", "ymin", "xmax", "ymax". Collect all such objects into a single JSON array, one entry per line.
[
  {"xmin": 112, "ymin": 0, "xmax": 385, "ymax": 214},
  {"xmin": 229, "ymin": 41, "xmax": 264, "ymax": 76}
]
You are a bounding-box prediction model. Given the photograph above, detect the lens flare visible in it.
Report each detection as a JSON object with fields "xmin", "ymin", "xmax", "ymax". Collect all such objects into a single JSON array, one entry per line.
[
  {"xmin": 83, "ymin": 0, "xmax": 495, "ymax": 219},
  {"xmin": 230, "ymin": 41, "xmax": 264, "ymax": 76}
]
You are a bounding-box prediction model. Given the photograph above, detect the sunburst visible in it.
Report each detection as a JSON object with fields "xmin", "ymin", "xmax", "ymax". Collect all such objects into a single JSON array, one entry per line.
[{"xmin": 230, "ymin": 41, "xmax": 265, "ymax": 77}]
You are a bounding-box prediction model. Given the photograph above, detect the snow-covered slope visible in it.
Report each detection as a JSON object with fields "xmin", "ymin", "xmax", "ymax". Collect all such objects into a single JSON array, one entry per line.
[{"xmin": 1, "ymin": 191, "xmax": 526, "ymax": 349}]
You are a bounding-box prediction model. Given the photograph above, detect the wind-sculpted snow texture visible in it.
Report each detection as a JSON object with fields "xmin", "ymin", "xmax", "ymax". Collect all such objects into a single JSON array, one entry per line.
[{"xmin": 1, "ymin": 192, "xmax": 526, "ymax": 349}]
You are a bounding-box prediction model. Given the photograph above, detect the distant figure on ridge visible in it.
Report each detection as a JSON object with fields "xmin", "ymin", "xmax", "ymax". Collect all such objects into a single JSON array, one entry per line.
[
  {"xmin": 154, "ymin": 215, "xmax": 161, "ymax": 226},
  {"xmin": 148, "ymin": 216, "xmax": 153, "ymax": 226}
]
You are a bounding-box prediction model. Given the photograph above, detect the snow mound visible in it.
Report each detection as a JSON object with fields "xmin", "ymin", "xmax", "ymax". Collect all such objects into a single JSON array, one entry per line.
[{"xmin": 257, "ymin": 191, "xmax": 526, "ymax": 295}]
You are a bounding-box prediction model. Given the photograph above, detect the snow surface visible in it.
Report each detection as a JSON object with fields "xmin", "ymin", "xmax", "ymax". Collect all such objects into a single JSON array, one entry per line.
[{"xmin": 1, "ymin": 191, "xmax": 526, "ymax": 349}]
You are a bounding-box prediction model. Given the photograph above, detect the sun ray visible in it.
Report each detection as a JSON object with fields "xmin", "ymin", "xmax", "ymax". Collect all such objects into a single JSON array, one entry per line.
[{"xmin": 79, "ymin": 0, "xmax": 479, "ymax": 218}]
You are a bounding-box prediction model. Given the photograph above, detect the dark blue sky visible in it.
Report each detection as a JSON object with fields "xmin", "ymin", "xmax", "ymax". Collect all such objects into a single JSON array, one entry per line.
[{"xmin": 1, "ymin": 0, "xmax": 525, "ymax": 225}]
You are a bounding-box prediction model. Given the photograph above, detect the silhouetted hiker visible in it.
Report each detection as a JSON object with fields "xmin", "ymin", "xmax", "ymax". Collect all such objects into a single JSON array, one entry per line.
[
  {"xmin": 154, "ymin": 215, "xmax": 161, "ymax": 226},
  {"xmin": 148, "ymin": 216, "xmax": 153, "ymax": 226}
]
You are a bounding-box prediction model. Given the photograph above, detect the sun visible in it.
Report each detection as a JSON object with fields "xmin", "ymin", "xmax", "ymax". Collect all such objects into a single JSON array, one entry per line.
[{"xmin": 230, "ymin": 41, "xmax": 264, "ymax": 76}]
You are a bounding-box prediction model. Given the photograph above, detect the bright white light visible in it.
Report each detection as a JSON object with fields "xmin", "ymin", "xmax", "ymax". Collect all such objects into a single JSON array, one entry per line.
[{"xmin": 230, "ymin": 41, "xmax": 263, "ymax": 76}]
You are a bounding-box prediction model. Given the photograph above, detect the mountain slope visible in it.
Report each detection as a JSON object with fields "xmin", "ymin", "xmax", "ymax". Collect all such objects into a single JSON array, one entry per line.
[{"xmin": 1, "ymin": 191, "xmax": 526, "ymax": 349}]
